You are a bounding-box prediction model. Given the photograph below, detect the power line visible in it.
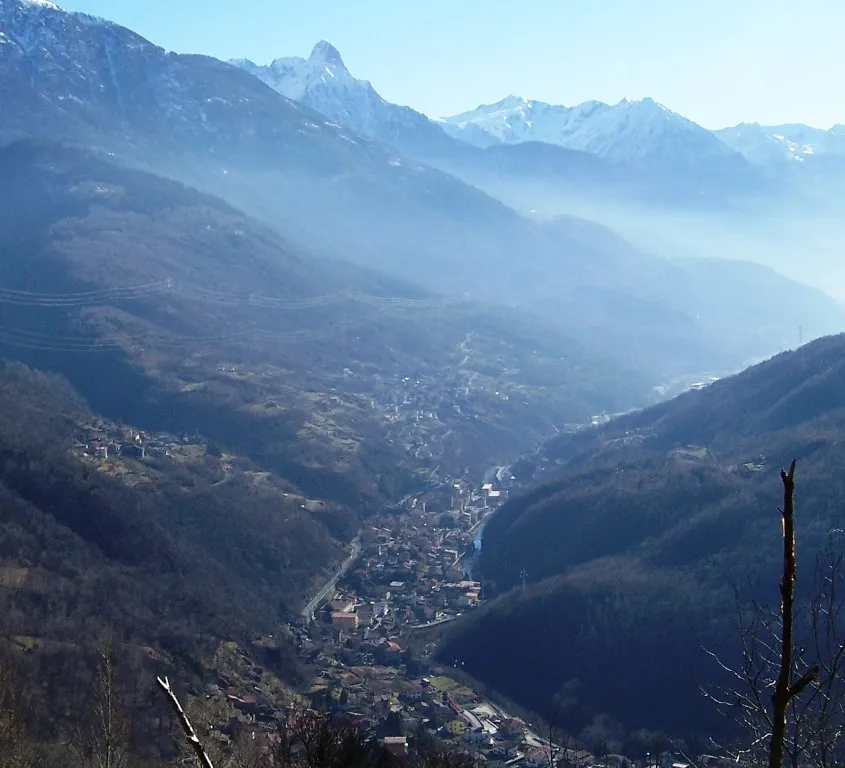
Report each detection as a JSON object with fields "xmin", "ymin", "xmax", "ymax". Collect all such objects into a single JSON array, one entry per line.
[
  {"xmin": 0, "ymin": 282, "xmax": 169, "ymax": 306},
  {"xmin": 0, "ymin": 280, "xmax": 469, "ymax": 313},
  {"xmin": 0, "ymin": 280, "xmax": 490, "ymax": 354}
]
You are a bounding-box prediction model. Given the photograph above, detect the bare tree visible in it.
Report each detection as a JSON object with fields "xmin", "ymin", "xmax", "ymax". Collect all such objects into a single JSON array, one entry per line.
[
  {"xmin": 156, "ymin": 676, "xmax": 215, "ymax": 768},
  {"xmin": 538, "ymin": 711, "xmax": 584, "ymax": 768},
  {"xmin": 70, "ymin": 638, "xmax": 137, "ymax": 768},
  {"xmin": 0, "ymin": 654, "xmax": 36, "ymax": 768},
  {"xmin": 785, "ymin": 544, "xmax": 845, "ymax": 768},
  {"xmin": 768, "ymin": 462, "xmax": 819, "ymax": 768},
  {"xmin": 266, "ymin": 709, "xmax": 384, "ymax": 768},
  {"xmin": 705, "ymin": 461, "xmax": 845, "ymax": 768}
]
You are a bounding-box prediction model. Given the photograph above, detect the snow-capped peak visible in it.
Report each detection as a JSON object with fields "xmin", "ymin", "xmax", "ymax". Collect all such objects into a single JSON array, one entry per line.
[
  {"xmin": 615, "ymin": 96, "xmax": 669, "ymax": 115},
  {"xmin": 498, "ymin": 95, "xmax": 527, "ymax": 109},
  {"xmin": 230, "ymin": 41, "xmax": 454, "ymax": 155},
  {"xmin": 3, "ymin": 0, "xmax": 63, "ymax": 9},
  {"xmin": 309, "ymin": 40, "xmax": 345, "ymax": 70},
  {"xmin": 232, "ymin": 41, "xmax": 356, "ymax": 103},
  {"xmin": 442, "ymin": 94, "xmax": 738, "ymax": 167}
]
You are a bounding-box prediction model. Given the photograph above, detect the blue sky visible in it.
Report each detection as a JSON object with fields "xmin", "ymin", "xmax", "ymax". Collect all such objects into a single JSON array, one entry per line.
[{"xmin": 63, "ymin": 0, "xmax": 845, "ymax": 129}]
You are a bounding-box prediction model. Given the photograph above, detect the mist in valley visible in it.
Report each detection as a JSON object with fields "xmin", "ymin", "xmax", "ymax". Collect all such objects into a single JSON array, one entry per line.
[{"xmin": 3, "ymin": 0, "xmax": 845, "ymax": 764}]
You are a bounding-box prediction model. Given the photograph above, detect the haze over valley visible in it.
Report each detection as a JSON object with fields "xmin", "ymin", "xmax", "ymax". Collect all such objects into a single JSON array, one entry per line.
[{"xmin": 1, "ymin": 1, "xmax": 845, "ymax": 765}]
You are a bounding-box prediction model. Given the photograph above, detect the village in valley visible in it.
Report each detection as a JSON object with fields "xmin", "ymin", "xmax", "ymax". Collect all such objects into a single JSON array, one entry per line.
[
  {"xmin": 64, "ymin": 385, "xmax": 675, "ymax": 768},
  {"xmin": 267, "ymin": 464, "xmax": 705, "ymax": 768},
  {"xmin": 280, "ymin": 472, "xmax": 586, "ymax": 767}
]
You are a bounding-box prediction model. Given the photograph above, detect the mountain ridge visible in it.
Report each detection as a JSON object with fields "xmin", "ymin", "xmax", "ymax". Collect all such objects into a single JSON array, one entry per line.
[
  {"xmin": 2, "ymin": 4, "xmax": 843, "ymax": 380},
  {"xmin": 0, "ymin": 136, "xmax": 653, "ymax": 488},
  {"xmin": 230, "ymin": 40, "xmax": 464, "ymax": 161},
  {"xmin": 442, "ymin": 94, "xmax": 747, "ymax": 171},
  {"xmin": 231, "ymin": 38, "xmax": 845, "ymax": 193},
  {"xmin": 438, "ymin": 332, "xmax": 845, "ymax": 745},
  {"xmin": 232, "ymin": 41, "xmax": 753, "ymax": 179}
]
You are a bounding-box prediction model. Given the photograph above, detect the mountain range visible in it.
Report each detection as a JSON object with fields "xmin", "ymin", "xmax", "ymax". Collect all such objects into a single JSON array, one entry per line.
[
  {"xmin": 446, "ymin": 96, "xmax": 845, "ymax": 171},
  {"xmin": 2, "ymin": 0, "xmax": 838, "ymax": 378},
  {"xmin": 4, "ymin": 0, "xmax": 845, "ymax": 758},
  {"xmin": 443, "ymin": 95, "xmax": 745, "ymax": 171},
  {"xmin": 232, "ymin": 38, "xmax": 845, "ymax": 298},
  {"xmin": 233, "ymin": 41, "xmax": 845, "ymax": 176},
  {"xmin": 233, "ymin": 42, "xmax": 757, "ymax": 196},
  {"xmin": 716, "ymin": 121, "xmax": 845, "ymax": 167}
]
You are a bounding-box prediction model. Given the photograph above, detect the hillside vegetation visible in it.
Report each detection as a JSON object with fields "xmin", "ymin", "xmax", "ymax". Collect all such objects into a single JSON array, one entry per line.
[
  {"xmin": 438, "ymin": 334, "xmax": 845, "ymax": 747},
  {"xmin": 2, "ymin": 0, "xmax": 843, "ymax": 377},
  {"xmin": 0, "ymin": 139, "xmax": 648, "ymax": 495},
  {"xmin": 0, "ymin": 360, "xmax": 324, "ymax": 748}
]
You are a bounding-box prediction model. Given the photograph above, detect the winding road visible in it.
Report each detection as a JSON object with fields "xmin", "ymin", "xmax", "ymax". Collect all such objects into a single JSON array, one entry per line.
[{"xmin": 300, "ymin": 534, "xmax": 362, "ymax": 620}]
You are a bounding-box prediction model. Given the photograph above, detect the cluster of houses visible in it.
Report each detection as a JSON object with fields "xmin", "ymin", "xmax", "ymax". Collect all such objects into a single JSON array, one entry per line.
[
  {"xmin": 73, "ymin": 418, "xmax": 206, "ymax": 464},
  {"xmin": 160, "ymin": 456, "xmax": 719, "ymax": 768},
  {"xmin": 273, "ymin": 475, "xmax": 571, "ymax": 764},
  {"xmin": 349, "ymin": 365, "xmax": 524, "ymax": 473},
  {"xmin": 275, "ymin": 620, "xmax": 608, "ymax": 768},
  {"xmin": 311, "ymin": 476, "xmax": 510, "ymax": 637}
]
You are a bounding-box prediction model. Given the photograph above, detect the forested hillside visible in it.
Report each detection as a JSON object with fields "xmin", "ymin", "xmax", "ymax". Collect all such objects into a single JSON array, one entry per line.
[
  {"xmin": 0, "ymin": 360, "xmax": 327, "ymax": 754},
  {"xmin": 439, "ymin": 334, "xmax": 845, "ymax": 748},
  {"xmin": 0, "ymin": 139, "xmax": 646, "ymax": 499}
]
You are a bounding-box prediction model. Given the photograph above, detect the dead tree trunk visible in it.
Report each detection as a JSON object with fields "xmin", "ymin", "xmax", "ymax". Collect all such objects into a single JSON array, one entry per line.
[
  {"xmin": 769, "ymin": 460, "xmax": 819, "ymax": 768},
  {"xmin": 155, "ymin": 677, "xmax": 214, "ymax": 768}
]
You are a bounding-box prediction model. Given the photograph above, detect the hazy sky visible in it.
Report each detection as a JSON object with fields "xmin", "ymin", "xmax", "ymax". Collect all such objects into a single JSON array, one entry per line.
[{"xmin": 63, "ymin": 0, "xmax": 845, "ymax": 129}]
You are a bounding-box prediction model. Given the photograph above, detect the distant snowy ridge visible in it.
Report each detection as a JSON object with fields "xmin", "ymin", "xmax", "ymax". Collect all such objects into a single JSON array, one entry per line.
[
  {"xmin": 441, "ymin": 94, "xmax": 743, "ymax": 169},
  {"xmin": 18, "ymin": 0, "xmax": 61, "ymax": 7},
  {"xmin": 716, "ymin": 122, "xmax": 845, "ymax": 166},
  {"xmin": 232, "ymin": 42, "xmax": 752, "ymax": 171}
]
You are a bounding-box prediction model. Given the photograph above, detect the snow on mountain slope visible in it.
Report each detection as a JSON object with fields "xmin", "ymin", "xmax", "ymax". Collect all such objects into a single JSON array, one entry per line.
[
  {"xmin": 0, "ymin": 1, "xmax": 404, "ymax": 169},
  {"xmin": 443, "ymin": 95, "xmax": 744, "ymax": 170},
  {"xmin": 231, "ymin": 42, "xmax": 458, "ymax": 158},
  {"xmin": 232, "ymin": 41, "xmax": 356, "ymax": 106},
  {"xmin": 714, "ymin": 123, "xmax": 808, "ymax": 165},
  {"xmin": 436, "ymin": 118, "xmax": 499, "ymax": 148},
  {"xmin": 768, "ymin": 123, "xmax": 845, "ymax": 155},
  {"xmin": 715, "ymin": 123, "xmax": 845, "ymax": 167},
  {"xmin": 233, "ymin": 42, "xmax": 754, "ymax": 176}
]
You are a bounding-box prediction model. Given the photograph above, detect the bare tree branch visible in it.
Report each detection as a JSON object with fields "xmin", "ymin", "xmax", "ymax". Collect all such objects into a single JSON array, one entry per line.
[
  {"xmin": 704, "ymin": 462, "xmax": 845, "ymax": 768},
  {"xmin": 156, "ymin": 677, "xmax": 214, "ymax": 768},
  {"xmin": 770, "ymin": 460, "xmax": 799, "ymax": 768}
]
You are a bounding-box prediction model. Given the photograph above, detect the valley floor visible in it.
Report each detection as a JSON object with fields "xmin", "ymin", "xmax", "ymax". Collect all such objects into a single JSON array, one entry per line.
[
  {"xmin": 213, "ymin": 470, "xmax": 576, "ymax": 765},
  {"xmin": 209, "ymin": 462, "xmax": 645, "ymax": 768},
  {"xmin": 201, "ymin": 365, "xmax": 742, "ymax": 766}
]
